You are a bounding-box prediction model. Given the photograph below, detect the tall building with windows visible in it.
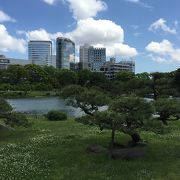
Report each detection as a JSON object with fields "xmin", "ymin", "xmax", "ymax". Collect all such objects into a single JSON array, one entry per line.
[
  {"xmin": 28, "ymin": 41, "xmax": 52, "ymax": 66},
  {"xmin": 79, "ymin": 44, "xmax": 93, "ymax": 70},
  {"xmin": 56, "ymin": 37, "xmax": 75, "ymax": 69},
  {"xmin": 92, "ymin": 48, "xmax": 106, "ymax": 71},
  {"xmin": 79, "ymin": 44, "xmax": 106, "ymax": 71}
]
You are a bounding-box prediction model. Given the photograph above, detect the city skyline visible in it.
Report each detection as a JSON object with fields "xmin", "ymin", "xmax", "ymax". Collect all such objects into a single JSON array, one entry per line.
[{"xmin": 0, "ymin": 0, "xmax": 180, "ymax": 73}]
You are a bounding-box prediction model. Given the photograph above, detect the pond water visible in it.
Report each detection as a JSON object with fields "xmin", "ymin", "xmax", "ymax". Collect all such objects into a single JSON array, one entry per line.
[
  {"xmin": 6, "ymin": 97, "xmax": 84, "ymax": 118},
  {"xmin": 7, "ymin": 96, "xmax": 174, "ymax": 118}
]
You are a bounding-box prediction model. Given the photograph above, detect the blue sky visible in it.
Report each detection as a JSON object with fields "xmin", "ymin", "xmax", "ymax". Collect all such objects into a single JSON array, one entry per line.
[{"xmin": 0, "ymin": 0, "xmax": 180, "ymax": 73}]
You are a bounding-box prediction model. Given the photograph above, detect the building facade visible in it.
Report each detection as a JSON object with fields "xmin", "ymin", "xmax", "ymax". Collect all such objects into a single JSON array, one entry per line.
[
  {"xmin": 100, "ymin": 58, "xmax": 135, "ymax": 80},
  {"xmin": 79, "ymin": 44, "xmax": 106, "ymax": 71},
  {"xmin": 56, "ymin": 37, "xmax": 75, "ymax": 69},
  {"xmin": 52, "ymin": 55, "xmax": 56, "ymax": 68},
  {"xmin": 79, "ymin": 44, "xmax": 93, "ymax": 70},
  {"xmin": 92, "ymin": 48, "xmax": 106, "ymax": 71},
  {"xmin": 28, "ymin": 41, "xmax": 52, "ymax": 66},
  {"xmin": 0, "ymin": 55, "xmax": 30, "ymax": 69}
]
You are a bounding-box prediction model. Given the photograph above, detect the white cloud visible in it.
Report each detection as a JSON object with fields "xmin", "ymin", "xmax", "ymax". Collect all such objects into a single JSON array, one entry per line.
[
  {"xmin": 149, "ymin": 18, "xmax": 177, "ymax": 35},
  {"xmin": 20, "ymin": 18, "xmax": 137, "ymax": 58},
  {"xmin": 66, "ymin": 0, "xmax": 107, "ymax": 20},
  {"xmin": 20, "ymin": 28, "xmax": 63, "ymax": 41},
  {"xmin": 42, "ymin": 0, "xmax": 107, "ymax": 20},
  {"xmin": 146, "ymin": 39, "xmax": 173, "ymax": 55},
  {"xmin": 146, "ymin": 39, "xmax": 180, "ymax": 63},
  {"xmin": 147, "ymin": 54, "xmax": 169, "ymax": 64},
  {"xmin": 67, "ymin": 18, "xmax": 137, "ymax": 57},
  {"xmin": 126, "ymin": 0, "xmax": 140, "ymax": 3},
  {"xmin": 0, "ymin": 10, "xmax": 16, "ymax": 22},
  {"xmin": 0, "ymin": 24, "xmax": 25, "ymax": 53},
  {"xmin": 106, "ymin": 43, "xmax": 138, "ymax": 57},
  {"xmin": 125, "ymin": 0, "xmax": 152, "ymax": 10},
  {"xmin": 25, "ymin": 29, "xmax": 51, "ymax": 40},
  {"xmin": 67, "ymin": 18, "xmax": 124, "ymax": 44},
  {"xmin": 42, "ymin": 0, "xmax": 58, "ymax": 5}
]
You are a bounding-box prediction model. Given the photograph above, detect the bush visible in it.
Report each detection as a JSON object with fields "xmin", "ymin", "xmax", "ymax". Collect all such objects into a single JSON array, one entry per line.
[
  {"xmin": 0, "ymin": 98, "xmax": 12, "ymax": 116},
  {"xmin": 46, "ymin": 111, "xmax": 67, "ymax": 121},
  {"xmin": 4, "ymin": 112, "xmax": 30, "ymax": 128}
]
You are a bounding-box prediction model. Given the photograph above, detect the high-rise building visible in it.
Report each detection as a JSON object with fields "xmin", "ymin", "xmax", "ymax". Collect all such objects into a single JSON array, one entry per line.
[
  {"xmin": 52, "ymin": 55, "xmax": 56, "ymax": 68},
  {"xmin": 79, "ymin": 44, "xmax": 93, "ymax": 70},
  {"xmin": 56, "ymin": 37, "xmax": 75, "ymax": 69},
  {"xmin": 79, "ymin": 44, "xmax": 106, "ymax": 71},
  {"xmin": 28, "ymin": 41, "xmax": 52, "ymax": 66},
  {"xmin": 92, "ymin": 48, "xmax": 106, "ymax": 71}
]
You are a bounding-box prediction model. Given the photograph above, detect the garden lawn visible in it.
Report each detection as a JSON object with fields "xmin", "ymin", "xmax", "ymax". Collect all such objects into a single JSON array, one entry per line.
[{"xmin": 0, "ymin": 116, "xmax": 180, "ymax": 180}]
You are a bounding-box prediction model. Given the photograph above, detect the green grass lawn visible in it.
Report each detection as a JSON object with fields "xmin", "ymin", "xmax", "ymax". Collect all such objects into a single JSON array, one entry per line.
[{"xmin": 0, "ymin": 116, "xmax": 180, "ymax": 180}]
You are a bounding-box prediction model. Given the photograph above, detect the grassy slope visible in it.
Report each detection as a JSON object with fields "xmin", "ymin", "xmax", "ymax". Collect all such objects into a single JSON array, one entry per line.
[{"xmin": 0, "ymin": 116, "xmax": 180, "ymax": 180}]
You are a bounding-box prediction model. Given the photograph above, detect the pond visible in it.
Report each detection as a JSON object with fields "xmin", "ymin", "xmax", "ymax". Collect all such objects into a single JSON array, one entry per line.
[{"xmin": 6, "ymin": 97, "xmax": 84, "ymax": 118}]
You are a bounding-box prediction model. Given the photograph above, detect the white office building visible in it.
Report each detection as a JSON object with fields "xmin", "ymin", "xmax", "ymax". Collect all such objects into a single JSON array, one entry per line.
[
  {"xmin": 28, "ymin": 41, "xmax": 52, "ymax": 66},
  {"xmin": 80, "ymin": 44, "xmax": 93, "ymax": 70},
  {"xmin": 79, "ymin": 44, "xmax": 106, "ymax": 71}
]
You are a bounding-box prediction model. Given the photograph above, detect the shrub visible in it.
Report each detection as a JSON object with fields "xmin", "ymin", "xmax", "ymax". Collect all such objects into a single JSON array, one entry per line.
[
  {"xmin": 46, "ymin": 111, "xmax": 67, "ymax": 121},
  {"xmin": 4, "ymin": 112, "xmax": 30, "ymax": 128},
  {"xmin": 0, "ymin": 98, "xmax": 12, "ymax": 116},
  {"xmin": 154, "ymin": 98, "xmax": 180, "ymax": 125}
]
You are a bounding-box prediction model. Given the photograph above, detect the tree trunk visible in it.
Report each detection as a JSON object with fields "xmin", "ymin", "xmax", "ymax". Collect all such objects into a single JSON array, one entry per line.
[
  {"xmin": 162, "ymin": 119, "xmax": 168, "ymax": 126},
  {"xmin": 131, "ymin": 132, "xmax": 141, "ymax": 143},
  {"xmin": 111, "ymin": 128, "xmax": 115, "ymax": 148},
  {"xmin": 109, "ymin": 127, "xmax": 115, "ymax": 159}
]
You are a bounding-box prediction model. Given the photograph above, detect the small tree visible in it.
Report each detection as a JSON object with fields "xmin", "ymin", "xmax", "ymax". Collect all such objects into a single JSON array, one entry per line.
[
  {"xmin": 0, "ymin": 98, "xmax": 30, "ymax": 128},
  {"xmin": 60, "ymin": 85, "xmax": 109, "ymax": 116},
  {"xmin": 0, "ymin": 98, "xmax": 12, "ymax": 118},
  {"xmin": 109, "ymin": 97, "xmax": 154, "ymax": 144},
  {"xmin": 4, "ymin": 112, "xmax": 30, "ymax": 128},
  {"xmin": 154, "ymin": 98, "xmax": 180, "ymax": 125},
  {"xmin": 76, "ymin": 111, "xmax": 124, "ymax": 151},
  {"xmin": 77, "ymin": 97, "xmax": 154, "ymax": 149}
]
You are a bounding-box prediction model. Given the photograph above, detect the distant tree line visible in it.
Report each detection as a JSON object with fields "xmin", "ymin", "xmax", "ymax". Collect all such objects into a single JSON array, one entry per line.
[{"xmin": 0, "ymin": 64, "xmax": 180, "ymax": 99}]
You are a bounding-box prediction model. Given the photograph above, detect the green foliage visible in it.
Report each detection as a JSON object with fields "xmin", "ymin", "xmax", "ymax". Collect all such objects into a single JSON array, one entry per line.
[
  {"xmin": 154, "ymin": 98, "xmax": 180, "ymax": 125},
  {"xmin": 0, "ymin": 64, "xmax": 180, "ymax": 98},
  {"xmin": 143, "ymin": 119, "xmax": 170, "ymax": 134},
  {"xmin": 77, "ymin": 69, "xmax": 92, "ymax": 86},
  {"xmin": 60, "ymin": 85, "xmax": 109, "ymax": 116},
  {"xmin": 174, "ymin": 68, "xmax": 180, "ymax": 92},
  {"xmin": 110, "ymin": 97, "xmax": 154, "ymax": 122},
  {"xmin": 115, "ymin": 71, "xmax": 135, "ymax": 82},
  {"xmin": 0, "ymin": 98, "xmax": 12, "ymax": 115},
  {"xmin": 77, "ymin": 96, "xmax": 155, "ymax": 146},
  {"xmin": 110, "ymin": 97, "xmax": 154, "ymax": 134},
  {"xmin": 4, "ymin": 112, "xmax": 30, "ymax": 128},
  {"xmin": 57, "ymin": 69, "xmax": 78, "ymax": 87},
  {"xmin": 46, "ymin": 110, "xmax": 67, "ymax": 121}
]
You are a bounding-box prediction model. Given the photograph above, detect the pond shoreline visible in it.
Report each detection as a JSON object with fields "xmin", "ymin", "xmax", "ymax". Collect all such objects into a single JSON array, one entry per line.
[{"xmin": 0, "ymin": 90, "xmax": 58, "ymax": 99}]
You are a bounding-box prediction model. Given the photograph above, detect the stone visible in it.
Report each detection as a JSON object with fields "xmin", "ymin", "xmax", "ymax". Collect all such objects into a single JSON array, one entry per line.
[
  {"xmin": 110, "ymin": 147, "xmax": 146, "ymax": 160},
  {"xmin": 87, "ymin": 144, "xmax": 107, "ymax": 154}
]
